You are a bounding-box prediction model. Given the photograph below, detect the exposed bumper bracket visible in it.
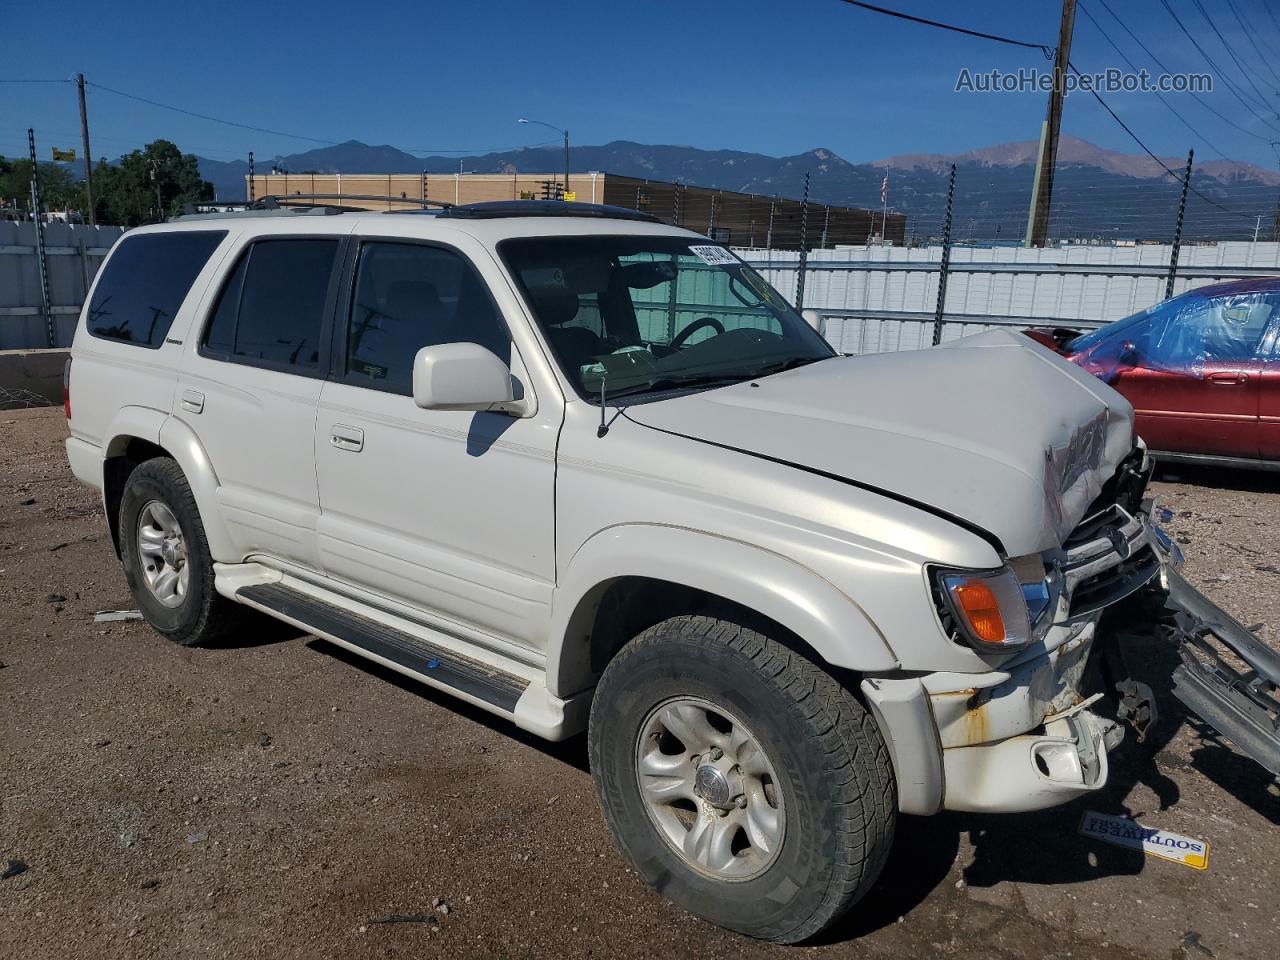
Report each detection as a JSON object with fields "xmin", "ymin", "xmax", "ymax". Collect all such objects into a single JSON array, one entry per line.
[{"xmin": 1164, "ymin": 568, "xmax": 1280, "ymax": 778}]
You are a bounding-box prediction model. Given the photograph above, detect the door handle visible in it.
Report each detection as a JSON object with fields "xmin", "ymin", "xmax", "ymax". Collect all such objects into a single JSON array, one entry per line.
[
  {"xmin": 180, "ymin": 389, "xmax": 205, "ymax": 414},
  {"xmin": 329, "ymin": 424, "xmax": 364, "ymax": 452},
  {"xmin": 1206, "ymin": 372, "xmax": 1249, "ymax": 384}
]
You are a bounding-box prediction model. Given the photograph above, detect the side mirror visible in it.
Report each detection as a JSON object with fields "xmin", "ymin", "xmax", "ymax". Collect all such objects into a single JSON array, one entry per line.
[
  {"xmin": 412, "ymin": 343, "xmax": 522, "ymax": 413},
  {"xmin": 1118, "ymin": 340, "xmax": 1139, "ymax": 368}
]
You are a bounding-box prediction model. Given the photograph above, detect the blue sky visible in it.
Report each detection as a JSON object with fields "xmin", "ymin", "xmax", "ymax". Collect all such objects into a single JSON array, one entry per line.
[{"xmin": 5, "ymin": 0, "xmax": 1280, "ymax": 169}]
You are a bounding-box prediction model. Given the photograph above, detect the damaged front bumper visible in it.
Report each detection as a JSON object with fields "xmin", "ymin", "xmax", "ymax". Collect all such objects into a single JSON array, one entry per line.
[
  {"xmin": 865, "ymin": 503, "xmax": 1280, "ymax": 817},
  {"xmin": 1165, "ymin": 567, "xmax": 1280, "ymax": 778},
  {"xmin": 864, "ymin": 505, "xmax": 1160, "ymax": 816}
]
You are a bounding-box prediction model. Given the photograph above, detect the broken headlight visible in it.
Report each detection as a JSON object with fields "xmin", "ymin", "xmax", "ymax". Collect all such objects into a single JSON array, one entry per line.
[{"xmin": 932, "ymin": 565, "xmax": 1033, "ymax": 652}]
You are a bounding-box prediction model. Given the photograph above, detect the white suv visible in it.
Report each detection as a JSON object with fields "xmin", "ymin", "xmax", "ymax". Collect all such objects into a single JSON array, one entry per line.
[{"xmin": 63, "ymin": 199, "xmax": 1249, "ymax": 942}]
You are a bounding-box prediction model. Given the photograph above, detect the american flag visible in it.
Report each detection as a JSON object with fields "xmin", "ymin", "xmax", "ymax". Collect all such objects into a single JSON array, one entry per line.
[{"xmin": 880, "ymin": 174, "xmax": 888, "ymax": 206}]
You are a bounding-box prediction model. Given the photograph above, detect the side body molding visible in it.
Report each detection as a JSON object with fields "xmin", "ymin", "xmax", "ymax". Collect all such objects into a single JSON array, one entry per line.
[{"xmin": 547, "ymin": 524, "xmax": 899, "ymax": 698}]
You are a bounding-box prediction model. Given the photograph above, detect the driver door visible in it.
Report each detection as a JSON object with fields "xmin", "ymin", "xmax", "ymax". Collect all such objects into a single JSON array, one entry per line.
[{"xmin": 313, "ymin": 235, "xmax": 559, "ymax": 656}]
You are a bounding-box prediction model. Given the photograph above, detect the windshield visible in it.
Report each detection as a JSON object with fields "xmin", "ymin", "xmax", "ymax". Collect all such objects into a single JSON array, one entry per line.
[
  {"xmin": 1066, "ymin": 302, "xmax": 1161, "ymax": 354},
  {"xmin": 500, "ymin": 235, "xmax": 835, "ymax": 402}
]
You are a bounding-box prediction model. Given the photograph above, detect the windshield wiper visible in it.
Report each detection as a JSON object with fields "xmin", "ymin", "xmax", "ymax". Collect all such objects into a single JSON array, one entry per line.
[{"xmin": 602, "ymin": 372, "xmax": 748, "ymax": 403}]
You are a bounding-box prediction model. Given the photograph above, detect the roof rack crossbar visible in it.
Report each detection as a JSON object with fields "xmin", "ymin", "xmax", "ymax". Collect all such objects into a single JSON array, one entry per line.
[
  {"xmin": 258, "ymin": 193, "xmax": 453, "ymax": 209},
  {"xmin": 438, "ymin": 200, "xmax": 660, "ymax": 222}
]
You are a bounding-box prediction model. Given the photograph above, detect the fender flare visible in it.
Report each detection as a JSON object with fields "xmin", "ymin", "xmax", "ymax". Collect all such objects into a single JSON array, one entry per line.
[
  {"xmin": 156, "ymin": 416, "xmax": 236, "ymax": 562},
  {"xmin": 547, "ymin": 524, "xmax": 899, "ymax": 698},
  {"xmin": 103, "ymin": 405, "xmax": 167, "ymax": 457}
]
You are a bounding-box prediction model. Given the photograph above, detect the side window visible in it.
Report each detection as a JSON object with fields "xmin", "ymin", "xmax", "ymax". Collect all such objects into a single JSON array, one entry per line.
[
  {"xmin": 202, "ymin": 239, "xmax": 339, "ymax": 371},
  {"xmin": 345, "ymin": 242, "xmax": 510, "ymax": 394},
  {"xmin": 1147, "ymin": 292, "xmax": 1275, "ymax": 368},
  {"xmin": 87, "ymin": 231, "xmax": 226, "ymax": 348}
]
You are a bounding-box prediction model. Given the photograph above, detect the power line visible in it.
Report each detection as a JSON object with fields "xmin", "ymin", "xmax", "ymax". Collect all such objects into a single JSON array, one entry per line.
[
  {"xmin": 1187, "ymin": 0, "xmax": 1280, "ymax": 112},
  {"xmin": 1066, "ymin": 63, "xmax": 1256, "ymax": 220},
  {"xmin": 86, "ymin": 81, "xmax": 338, "ymax": 145},
  {"xmin": 834, "ymin": 1, "xmax": 1053, "ymax": 57},
  {"xmin": 1158, "ymin": 0, "xmax": 1280, "ymax": 135},
  {"xmin": 83, "ymin": 81, "xmax": 557, "ymax": 157},
  {"xmin": 1077, "ymin": 0, "xmax": 1240, "ymax": 162},
  {"xmin": 1224, "ymin": 0, "xmax": 1280, "ymax": 91},
  {"xmin": 1094, "ymin": 0, "xmax": 1276, "ymax": 147},
  {"xmin": 1264, "ymin": 0, "xmax": 1280, "ymax": 42}
]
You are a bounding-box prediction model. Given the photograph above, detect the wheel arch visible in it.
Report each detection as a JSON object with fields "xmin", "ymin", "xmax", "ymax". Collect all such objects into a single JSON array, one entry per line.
[
  {"xmin": 101, "ymin": 413, "xmax": 231, "ymax": 561},
  {"xmin": 547, "ymin": 524, "xmax": 899, "ymax": 699}
]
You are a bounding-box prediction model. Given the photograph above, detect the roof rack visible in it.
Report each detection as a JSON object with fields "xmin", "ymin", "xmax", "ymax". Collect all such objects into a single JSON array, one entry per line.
[
  {"xmin": 437, "ymin": 200, "xmax": 661, "ymax": 223},
  {"xmin": 170, "ymin": 194, "xmax": 452, "ymax": 221},
  {"xmin": 258, "ymin": 193, "xmax": 453, "ymax": 210}
]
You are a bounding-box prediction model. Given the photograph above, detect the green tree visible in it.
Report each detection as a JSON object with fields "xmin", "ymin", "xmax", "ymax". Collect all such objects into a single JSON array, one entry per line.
[
  {"xmin": 0, "ymin": 156, "xmax": 84, "ymax": 214},
  {"xmin": 93, "ymin": 140, "xmax": 213, "ymax": 227}
]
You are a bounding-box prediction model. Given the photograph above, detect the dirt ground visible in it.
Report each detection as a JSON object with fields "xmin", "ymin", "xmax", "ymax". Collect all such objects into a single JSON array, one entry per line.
[{"xmin": 1, "ymin": 406, "xmax": 1277, "ymax": 960}]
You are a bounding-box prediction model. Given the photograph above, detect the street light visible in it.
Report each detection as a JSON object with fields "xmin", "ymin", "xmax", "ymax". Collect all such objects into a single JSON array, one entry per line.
[{"xmin": 518, "ymin": 118, "xmax": 569, "ymax": 196}]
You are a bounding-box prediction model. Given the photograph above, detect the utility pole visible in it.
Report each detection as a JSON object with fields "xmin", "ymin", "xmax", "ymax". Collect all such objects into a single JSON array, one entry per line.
[
  {"xmin": 1025, "ymin": 0, "xmax": 1076, "ymax": 247},
  {"xmin": 75, "ymin": 73, "xmax": 95, "ymax": 226}
]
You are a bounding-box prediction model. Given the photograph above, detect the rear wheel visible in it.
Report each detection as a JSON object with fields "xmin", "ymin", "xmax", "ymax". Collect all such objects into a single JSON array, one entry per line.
[
  {"xmin": 588, "ymin": 615, "xmax": 896, "ymax": 943},
  {"xmin": 118, "ymin": 457, "xmax": 251, "ymax": 646}
]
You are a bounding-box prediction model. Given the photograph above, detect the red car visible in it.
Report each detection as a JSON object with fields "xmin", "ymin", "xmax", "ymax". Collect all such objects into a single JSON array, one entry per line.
[{"xmin": 1025, "ymin": 278, "xmax": 1280, "ymax": 469}]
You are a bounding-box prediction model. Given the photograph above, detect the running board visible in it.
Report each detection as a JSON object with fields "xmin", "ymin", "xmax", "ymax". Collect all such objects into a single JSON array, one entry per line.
[{"xmin": 236, "ymin": 582, "xmax": 529, "ymax": 713}]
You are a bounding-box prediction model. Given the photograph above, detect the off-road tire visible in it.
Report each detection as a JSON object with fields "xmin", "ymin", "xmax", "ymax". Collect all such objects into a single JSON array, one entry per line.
[
  {"xmin": 588, "ymin": 615, "xmax": 896, "ymax": 943},
  {"xmin": 118, "ymin": 457, "xmax": 251, "ymax": 646}
]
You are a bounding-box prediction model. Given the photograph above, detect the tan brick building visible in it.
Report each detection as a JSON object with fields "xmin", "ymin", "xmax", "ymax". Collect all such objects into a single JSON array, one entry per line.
[{"xmin": 245, "ymin": 172, "xmax": 905, "ymax": 250}]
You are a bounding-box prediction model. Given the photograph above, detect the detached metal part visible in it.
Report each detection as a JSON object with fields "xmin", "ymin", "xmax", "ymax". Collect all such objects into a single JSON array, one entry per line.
[
  {"xmin": 1165, "ymin": 568, "xmax": 1280, "ymax": 777},
  {"xmin": 1116, "ymin": 679, "xmax": 1157, "ymax": 742}
]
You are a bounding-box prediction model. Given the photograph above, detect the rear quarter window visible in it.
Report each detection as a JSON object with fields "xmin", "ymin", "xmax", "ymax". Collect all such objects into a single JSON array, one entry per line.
[{"xmin": 86, "ymin": 231, "xmax": 226, "ymax": 348}]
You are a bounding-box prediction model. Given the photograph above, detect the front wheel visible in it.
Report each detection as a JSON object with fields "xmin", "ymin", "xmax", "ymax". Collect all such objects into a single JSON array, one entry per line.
[{"xmin": 588, "ymin": 615, "xmax": 896, "ymax": 943}]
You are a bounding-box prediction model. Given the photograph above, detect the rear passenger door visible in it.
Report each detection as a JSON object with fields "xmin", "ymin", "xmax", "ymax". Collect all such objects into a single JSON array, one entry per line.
[
  {"xmin": 313, "ymin": 235, "xmax": 558, "ymax": 656},
  {"xmin": 177, "ymin": 234, "xmax": 345, "ymax": 570}
]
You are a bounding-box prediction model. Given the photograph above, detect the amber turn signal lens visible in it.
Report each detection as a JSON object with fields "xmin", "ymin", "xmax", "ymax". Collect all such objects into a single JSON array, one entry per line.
[{"xmin": 952, "ymin": 578, "xmax": 1006, "ymax": 646}]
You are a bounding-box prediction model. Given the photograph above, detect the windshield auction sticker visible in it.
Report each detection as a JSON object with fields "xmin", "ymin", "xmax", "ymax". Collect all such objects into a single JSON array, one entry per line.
[
  {"xmin": 1078, "ymin": 811, "xmax": 1209, "ymax": 869},
  {"xmin": 688, "ymin": 245, "xmax": 738, "ymax": 266}
]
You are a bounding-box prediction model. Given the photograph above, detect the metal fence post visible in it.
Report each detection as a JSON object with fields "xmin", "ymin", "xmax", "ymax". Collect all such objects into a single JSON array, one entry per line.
[
  {"xmin": 28, "ymin": 129, "xmax": 55, "ymax": 347},
  {"xmin": 795, "ymin": 173, "xmax": 811, "ymax": 309},
  {"xmin": 1166, "ymin": 149, "xmax": 1193, "ymax": 301},
  {"xmin": 932, "ymin": 163, "xmax": 957, "ymax": 346},
  {"xmin": 78, "ymin": 236, "xmax": 91, "ymax": 304}
]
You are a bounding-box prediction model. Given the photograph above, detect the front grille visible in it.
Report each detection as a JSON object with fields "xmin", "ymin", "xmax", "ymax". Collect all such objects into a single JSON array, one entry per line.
[
  {"xmin": 1063, "ymin": 503, "xmax": 1128, "ymax": 551},
  {"xmin": 1068, "ymin": 544, "xmax": 1159, "ymax": 620}
]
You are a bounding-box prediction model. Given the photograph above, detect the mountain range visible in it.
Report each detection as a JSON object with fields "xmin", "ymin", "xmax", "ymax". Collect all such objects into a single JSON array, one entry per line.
[{"xmin": 195, "ymin": 135, "xmax": 1280, "ymax": 242}]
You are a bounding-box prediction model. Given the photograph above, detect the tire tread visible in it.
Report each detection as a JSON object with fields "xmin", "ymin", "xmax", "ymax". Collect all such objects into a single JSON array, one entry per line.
[{"xmin": 592, "ymin": 614, "xmax": 896, "ymax": 943}]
